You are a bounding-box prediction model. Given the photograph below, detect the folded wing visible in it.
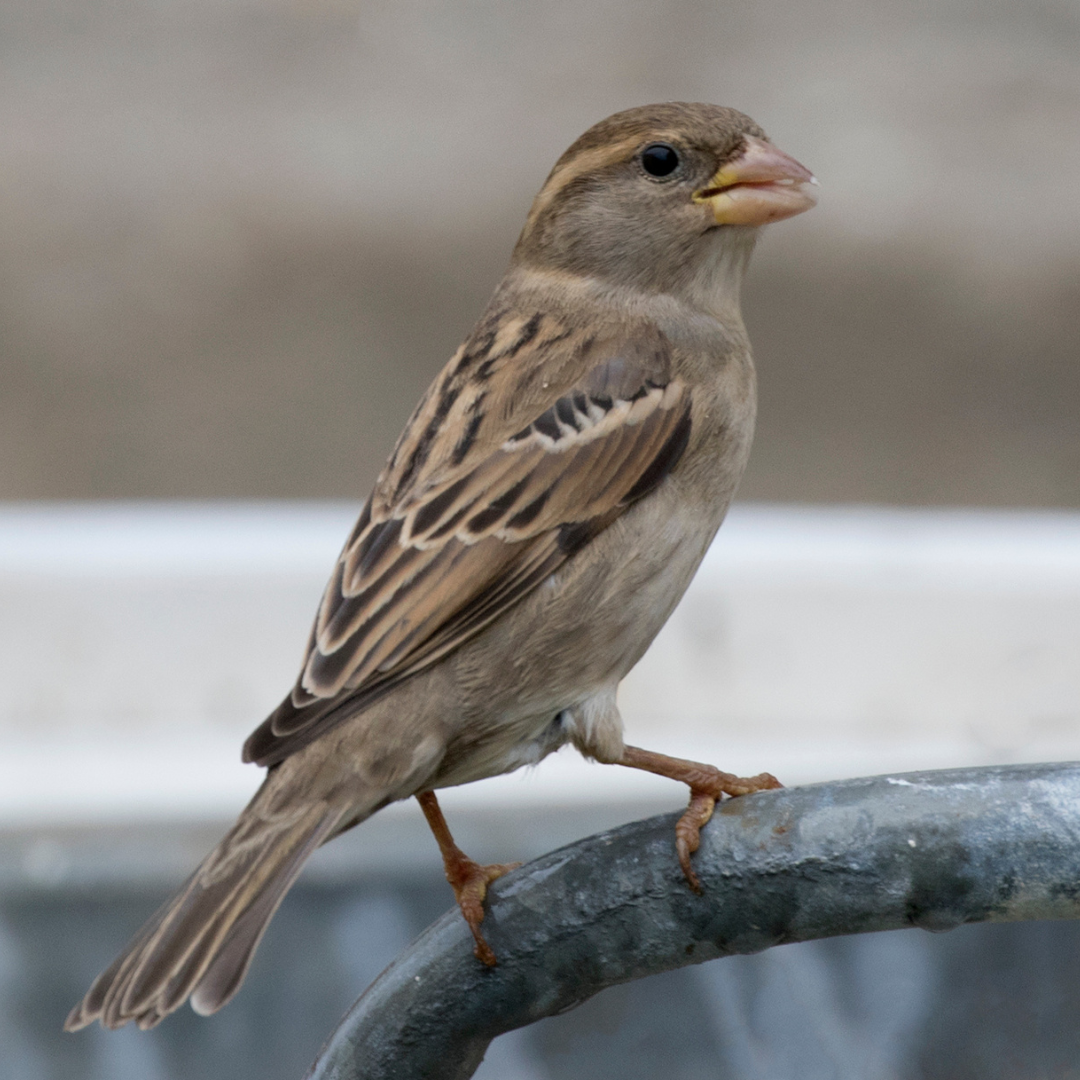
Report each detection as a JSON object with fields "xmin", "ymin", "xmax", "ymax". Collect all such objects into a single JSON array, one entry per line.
[{"xmin": 244, "ymin": 315, "xmax": 691, "ymax": 766}]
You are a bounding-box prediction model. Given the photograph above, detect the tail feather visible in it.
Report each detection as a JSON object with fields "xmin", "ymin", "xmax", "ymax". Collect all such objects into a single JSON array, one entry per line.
[
  {"xmin": 65, "ymin": 790, "xmax": 346, "ymax": 1031},
  {"xmin": 189, "ymin": 810, "xmax": 339, "ymax": 1016}
]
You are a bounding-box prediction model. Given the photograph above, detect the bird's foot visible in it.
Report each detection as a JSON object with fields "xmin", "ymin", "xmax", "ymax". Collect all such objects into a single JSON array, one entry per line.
[
  {"xmin": 441, "ymin": 848, "xmax": 521, "ymax": 966},
  {"xmin": 417, "ymin": 790, "xmax": 519, "ymax": 966},
  {"xmin": 618, "ymin": 746, "xmax": 781, "ymax": 893}
]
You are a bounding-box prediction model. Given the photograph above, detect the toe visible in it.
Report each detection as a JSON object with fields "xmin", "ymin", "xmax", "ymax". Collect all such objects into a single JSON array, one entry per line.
[{"xmin": 450, "ymin": 860, "xmax": 520, "ymax": 967}]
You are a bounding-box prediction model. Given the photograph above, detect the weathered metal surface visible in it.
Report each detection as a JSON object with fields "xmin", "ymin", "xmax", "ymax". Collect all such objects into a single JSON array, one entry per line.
[{"xmin": 306, "ymin": 762, "xmax": 1080, "ymax": 1080}]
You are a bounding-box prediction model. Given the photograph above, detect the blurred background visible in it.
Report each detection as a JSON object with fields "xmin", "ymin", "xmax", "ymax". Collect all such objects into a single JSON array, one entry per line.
[{"xmin": 2, "ymin": 0, "xmax": 1080, "ymax": 1077}]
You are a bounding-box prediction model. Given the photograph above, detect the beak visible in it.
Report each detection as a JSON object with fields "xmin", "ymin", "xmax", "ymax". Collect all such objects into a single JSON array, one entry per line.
[{"xmin": 693, "ymin": 135, "xmax": 818, "ymax": 226}]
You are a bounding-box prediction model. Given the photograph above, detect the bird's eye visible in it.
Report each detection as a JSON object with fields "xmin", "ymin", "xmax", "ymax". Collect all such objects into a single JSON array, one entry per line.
[{"xmin": 640, "ymin": 143, "xmax": 681, "ymax": 178}]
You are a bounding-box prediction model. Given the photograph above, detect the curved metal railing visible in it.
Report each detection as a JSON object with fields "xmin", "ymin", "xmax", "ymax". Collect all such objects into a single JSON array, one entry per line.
[{"xmin": 306, "ymin": 761, "xmax": 1080, "ymax": 1080}]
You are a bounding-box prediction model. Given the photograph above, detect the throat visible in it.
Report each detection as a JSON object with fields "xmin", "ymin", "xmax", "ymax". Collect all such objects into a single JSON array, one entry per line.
[{"xmin": 677, "ymin": 226, "xmax": 758, "ymax": 319}]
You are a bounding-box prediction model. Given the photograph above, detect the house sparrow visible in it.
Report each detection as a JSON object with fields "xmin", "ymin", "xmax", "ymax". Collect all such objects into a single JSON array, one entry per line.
[{"xmin": 66, "ymin": 102, "xmax": 816, "ymax": 1031}]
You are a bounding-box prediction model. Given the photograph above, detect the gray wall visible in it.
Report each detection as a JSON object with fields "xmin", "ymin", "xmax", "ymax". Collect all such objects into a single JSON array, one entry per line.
[
  {"xmin": 2, "ymin": 0, "xmax": 1079, "ymax": 504},
  {"xmin": 7, "ymin": 868, "xmax": 1080, "ymax": 1080}
]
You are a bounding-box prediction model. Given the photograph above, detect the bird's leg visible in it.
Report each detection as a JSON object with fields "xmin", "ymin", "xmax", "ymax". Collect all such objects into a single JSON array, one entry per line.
[
  {"xmin": 416, "ymin": 790, "xmax": 520, "ymax": 966},
  {"xmin": 617, "ymin": 745, "xmax": 782, "ymax": 893}
]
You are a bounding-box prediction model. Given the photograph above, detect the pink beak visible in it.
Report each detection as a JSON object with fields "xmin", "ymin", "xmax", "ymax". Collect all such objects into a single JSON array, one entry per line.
[{"xmin": 694, "ymin": 135, "xmax": 818, "ymax": 226}]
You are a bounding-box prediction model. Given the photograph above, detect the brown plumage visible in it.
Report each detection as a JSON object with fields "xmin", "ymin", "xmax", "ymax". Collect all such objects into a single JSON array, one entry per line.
[
  {"xmin": 66, "ymin": 102, "xmax": 816, "ymax": 1031},
  {"xmin": 247, "ymin": 324, "xmax": 690, "ymax": 765}
]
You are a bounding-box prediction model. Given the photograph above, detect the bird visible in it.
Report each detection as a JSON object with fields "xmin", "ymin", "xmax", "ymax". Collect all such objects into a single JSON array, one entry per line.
[{"xmin": 66, "ymin": 101, "xmax": 817, "ymax": 1031}]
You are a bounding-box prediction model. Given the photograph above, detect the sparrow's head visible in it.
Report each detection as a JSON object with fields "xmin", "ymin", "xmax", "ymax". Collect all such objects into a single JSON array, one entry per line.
[{"xmin": 513, "ymin": 102, "xmax": 816, "ymax": 304}]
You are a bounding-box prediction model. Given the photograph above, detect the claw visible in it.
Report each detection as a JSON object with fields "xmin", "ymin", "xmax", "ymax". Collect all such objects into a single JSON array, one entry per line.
[
  {"xmin": 417, "ymin": 790, "xmax": 520, "ymax": 965},
  {"xmin": 675, "ymin": 790, "xmax": 717, "ymax": 893},
  {"xmin": 444, "ymin": 854, "xmax": 521, "ymax": 966},
  {"xmin": 618, "ymin": 746, "xmax": 781, "ymax": 892}
]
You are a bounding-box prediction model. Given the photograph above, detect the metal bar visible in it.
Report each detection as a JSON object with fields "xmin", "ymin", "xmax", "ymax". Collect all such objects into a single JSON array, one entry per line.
[{"xmin": 306, "ymin": 761, "xmax": 1080, "ymax": 1080}]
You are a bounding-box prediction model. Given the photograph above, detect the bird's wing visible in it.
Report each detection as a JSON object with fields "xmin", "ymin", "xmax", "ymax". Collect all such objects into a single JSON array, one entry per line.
[{"xmin": 244, "ymin": 310, "xmax": 691, "ymax": 766}]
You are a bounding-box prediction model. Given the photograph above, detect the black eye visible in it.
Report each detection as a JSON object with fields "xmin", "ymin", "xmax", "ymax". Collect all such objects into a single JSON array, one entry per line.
[{"xmin": 640, "ymin": 143, "xmax": 681, "ymax": 178}]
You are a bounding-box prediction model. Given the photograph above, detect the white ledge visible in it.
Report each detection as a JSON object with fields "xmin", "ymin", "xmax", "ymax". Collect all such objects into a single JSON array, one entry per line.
[{"xmin": 2, "ymin": 502, "xmax": 1078, "ymax": 826}]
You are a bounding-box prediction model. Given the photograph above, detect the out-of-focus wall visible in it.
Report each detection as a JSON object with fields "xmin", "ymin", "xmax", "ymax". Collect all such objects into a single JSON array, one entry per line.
[{"xmin": 2, "ymin": 0, "xmax": 1079, "ymax": 505}]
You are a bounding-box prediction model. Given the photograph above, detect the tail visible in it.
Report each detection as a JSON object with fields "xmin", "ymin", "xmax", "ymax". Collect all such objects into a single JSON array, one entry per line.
[{"xmin": 65, "ymin": 781, "xmax": 348, "ymax": 1031}]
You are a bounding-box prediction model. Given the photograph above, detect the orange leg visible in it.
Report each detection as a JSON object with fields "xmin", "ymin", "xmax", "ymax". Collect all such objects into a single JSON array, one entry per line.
[
  {"xmin": 417, "ymin": 790, "xmax": 520, "ymax": 966},
  {"xmin": 618, "ymin": 745, "xmax": 782, "ymax": 893}
]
